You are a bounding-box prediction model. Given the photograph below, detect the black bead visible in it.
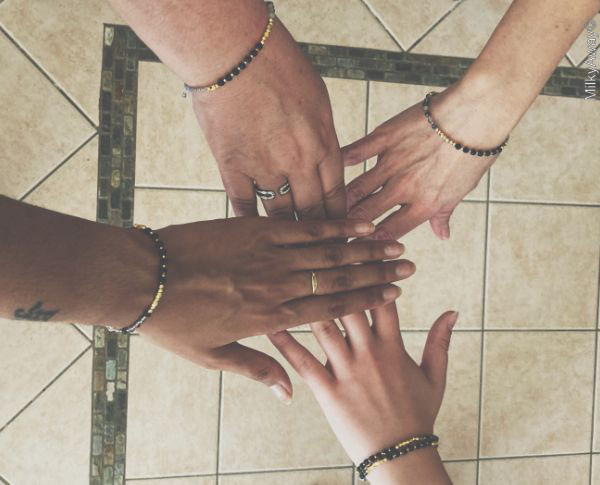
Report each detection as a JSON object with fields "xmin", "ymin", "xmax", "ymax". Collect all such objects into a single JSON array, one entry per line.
[
  {"xmin": 244, "ymin": 55, "xmax": 252, "ymax": 63},
  {"xmin": 455, "ymin": 143, "xmax": 462, "ymax": 150},
  {"xmin": 225, "ymin": 73, "xmax": 234, "ymax": 81},
  {"xmin": 484, "ymin": 150, "xmax": 491, "ymax": 156},
  {"xmin": 431, "ymin": 123, "xmax": 437, "ymax": 130},
  {"xmin": 256, "ymin": 42, "xmax": 263, "ymax": 50},
  {"xmin": 251, "ymin": 49, "xmax": 259, "ymax": 56},
  {"xmin": 477, "ymin": 151, "xmax": 484, "ymax": 156},
  {"xmin": 239, "ymin": 62, "xmax": 247, "ymax": 70},
  {"xmin": 217, "ymin": 79, "xmax": 226, "ymax": 86},
  {"xmin": 233, "ymin": 67, "xmax": 241, "ymax": 76},
  {"xmin": 470, "ymin": 148, "xmax": 477, "ymax": 155},
  {"xmin": 462, "ymin": 147, "xmax": 470, "ymax": 153},
  {"xmin": 498, "ymin": 147, "xmax": 503, "ymax": 153}
]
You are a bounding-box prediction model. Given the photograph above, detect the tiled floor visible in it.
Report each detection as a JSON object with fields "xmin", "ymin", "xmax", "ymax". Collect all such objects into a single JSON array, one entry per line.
[{"xmin": 1, "ymin": 1, "xmax": 599, "ymax": 485}]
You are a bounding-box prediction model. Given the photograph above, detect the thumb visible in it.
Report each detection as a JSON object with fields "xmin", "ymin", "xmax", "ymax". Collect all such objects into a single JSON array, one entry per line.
[
  {"xmin": 341, "ymin": 129, "xmax": 388, "ymax": 166},
  {"xmin": 420, "ymin": 311, "xmax": 458, "ymax": 398},
  {"xmin": 208, "ymin": 342, "xmax": 293, "ymax": 404},
  {"xmin": 429, "ymin": 206, "xmax": 455, "ymax": 240}
]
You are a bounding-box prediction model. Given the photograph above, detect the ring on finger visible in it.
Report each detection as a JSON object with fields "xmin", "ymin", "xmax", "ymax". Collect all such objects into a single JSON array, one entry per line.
[
  {"xmin": 255, "ymin": 181, "xmax": 291, "ymax": 200},
  {"xmin": 311, "ymin": 270, "xmax": 319, "ymax": 295}
]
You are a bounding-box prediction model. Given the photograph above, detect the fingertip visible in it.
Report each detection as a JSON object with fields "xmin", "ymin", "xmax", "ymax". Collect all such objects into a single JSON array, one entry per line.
[
  {"xmin": 447, "ymin": 311, "xmax": 459, "ymax": 330},
  {"xmin": 270, "ymin": 383, "xmax": 293, "ymax": 405},
  {"xmin": 383, "ymin": 284, "xmax": 401, "ymax": 302}
]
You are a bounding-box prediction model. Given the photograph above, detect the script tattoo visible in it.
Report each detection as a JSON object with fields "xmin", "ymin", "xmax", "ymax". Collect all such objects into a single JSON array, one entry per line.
[{"xmin": 14, "ymin": 301, "xmax": 59, "ymax": 322}]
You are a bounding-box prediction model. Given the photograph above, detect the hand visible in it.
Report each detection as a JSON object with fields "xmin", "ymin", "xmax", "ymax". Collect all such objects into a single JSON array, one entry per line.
[
  {"xmin": 192, "ymin": 19, "xmax": 345, "ymax": 220},
  {"xmin": 136, "ymin": 217, "xmax": 415, "ymax": 400},
  {"xmin": 343, "ymin": 84, "xmax": 505, "ymax": 240},
  {"xmin": 269, "ymin": 305, "xmax": 457, "ymax": 484}
]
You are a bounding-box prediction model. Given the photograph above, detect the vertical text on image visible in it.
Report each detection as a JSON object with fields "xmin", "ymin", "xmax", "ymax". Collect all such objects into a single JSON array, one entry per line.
[{"xmin": 583, "ymin": 18, "xmax": 598, "ymax": 99}]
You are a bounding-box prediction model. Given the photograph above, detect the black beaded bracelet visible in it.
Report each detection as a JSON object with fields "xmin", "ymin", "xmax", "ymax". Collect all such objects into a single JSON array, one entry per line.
[
  {"xmin": 357, "ymin": 434, "xmax": 439, "ymax": 481},
  {"xmin": 423, "ymin": 91, "xmax": 509, "ymax": 157},
  {"xmin": 106, "ymin": 224, "xmax": 167, "ymax": 335},
  {"xmin": 182, "ymin": 1, "xmax": 275, "ymax": 97}
]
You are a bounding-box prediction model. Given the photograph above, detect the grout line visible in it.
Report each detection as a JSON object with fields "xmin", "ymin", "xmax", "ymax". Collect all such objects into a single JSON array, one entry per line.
[
  {"xmin": 135, "ymin": 184, "xmax": 226, "ymax": 193},
  {"xmin": 225, "ymin": 195, "xmax": 230, "ymax": 218},
  {"xmin": 488, "ymin": 198, "xmax": 600, "ymax": 208},
  {"xmin": 19, "ymin": 132, "xmax": 98, "ymax": 201},
  {"xmin": 216, "ymin": 371, "xmax": 224, "ymax": 477},
  {"xmin": 292, "ymin": 327, "xmax": 600, "ymax": 334},
  {"xmin": 565, "ymin": 52, "xmax": 577, "ymax": 67},
  {"xmin": 0, "ymin": 473, "xmax": 10, "ymax": 485},
  {"xmin": 0, "ymin": 22, "xmax": 97, "ymax": 129},
  {"xmin": 70, "ymin": 323, "xmax": 93, "ymax": 343},
  {"xmin": 588, "ymin": 218, "xmax": 600, "ymax": 484},
  {"xmin": 475, "ymin": 167, "xmax": 493, "ymax": 483},
  {"xmin": 478, "ymin": 450, "xmax": 591, "ymax": 462},
  {"xmin": 0, "ymin": 345, "xmax": 91, "ymax": 434},
  {"xmin": 406, "ymin": 0, "xmax": 466, "ymax": 53},
  {"xmin": 359, "ymin": 0, "xmax": 405, "ymax": 51}
]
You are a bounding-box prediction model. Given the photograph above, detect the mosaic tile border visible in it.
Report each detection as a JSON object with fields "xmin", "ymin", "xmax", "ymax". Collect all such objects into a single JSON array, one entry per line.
[{"xmin": 92, "ymin": 24, "xmax": 599, "ymax": 485}]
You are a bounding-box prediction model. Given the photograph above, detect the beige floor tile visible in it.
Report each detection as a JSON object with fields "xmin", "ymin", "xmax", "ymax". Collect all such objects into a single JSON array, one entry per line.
[
  {"xmin": 486, "ymin": 204, "xmax": 600, "ymax": 329},
  {"xmin": 480, "ymin": 332, "xmax": 595, "ymax": 457},
  {"xmin": 490, "ymin": 95, "xmax": 600, "ymax": 204},
  {"xmin": 126, "ymin": 338, "xmax": 220, "ymax": 478},
  {"xmin": 593, "ymin": 454, "xmax": 600, "ymax": 484},
  {"xmin": 126, "ymin": 477, "xmax": 214, "ymax": 485},
  {"xmin": 569, "ymin": 13, "xmax": 600, "ymax": 66},
  {"xmin": 276, "ymin": 0, "xmax": 397, "ymax": 50},
  {"xmin": 412, "ymin": 0, "xmax": 512, "ymax": 58},
  {"xmin": 444, "ymin": 461, "xmax": 477, "ymax": 484},
  {"xmin": 219, "ymin": 334, "xmax": 349, "ymax": 472},
  {"xmin": 403, "ymin": 332, "xmax": 481, "ymax": 460},
  {"xmin": 221, "ymin": 468, "xmax": 352, "ymax": 485},
  {"xmin": 0, "ymin": 0, "xmax": 123, "ymax": 123},
  {"xmin": 368, "ymin": 82, "xmax": 488, "ymax": 201},
  {"xmin": 23, "ymin": 136, "xmax": 98, "ymax": 221},
  {"xmin": 134, "ymin": 188, "xmax": 227, "ymax": 228},
  {"xmin": 0, "ymin": 318, "xmax": 89, "ymax": 428},
  {"xmin": 136, "ymin": 63, "xmax": 223, "ymax": 190},
  {"xmin": 0, "ymin": 34, "xmax": 95, "ymax": 199},
  {"xmin": 593, "ymin": 336, "xmax": 600, "ymax": 451},
  {"xmin": 0, "ymin": 349, "xmax": 92, "ymax": 485},
  {"xmin": 395, "ymin": 201, "xmax": 485, "ymax": 329},
  {"xmin": 366, "ymin": 0, "xmax": 457, "ymax": 50},
  {"xmin": 479, "ymin": 455, "xmax": 590, "ymax": 485}
]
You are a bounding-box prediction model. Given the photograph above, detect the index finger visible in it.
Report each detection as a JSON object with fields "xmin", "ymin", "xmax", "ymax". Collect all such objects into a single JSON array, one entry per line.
[
  {"xmin": 268, "ymin": 219, "xmax": 375, "ymax": 245},
  {"xmin": 371, "ymin": 204, "xmax": 430, "ymax": 241},
  {"xmin": 318, "ymin": 151, "xmax": 346, "ymax": 219},
  {"xmin": 221, "ymin": 171, "xmax": 258, "ymax": 217}
]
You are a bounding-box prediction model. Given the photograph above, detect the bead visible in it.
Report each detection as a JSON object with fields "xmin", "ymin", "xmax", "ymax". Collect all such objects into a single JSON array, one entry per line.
[
  {"xmin": 455, "ymin": 143, "xmax": 462, "ymax": 150},
  {"xmin": 225, "ymin": 73, "xmax": 234, "ymax": 81},
  {"xmin": 469, "ymin": 148, "xmax": 477, "ymax": 155},
  {"xmin": 477, "ymin": 151, "xmax": 484, "ymax": 156},
  {"xmin": 484, "ymin": 150, "xmax": 491, "ymax": 156},
  {"xmin": 217, "ymin": 79, "xmax": 226, "ymax": 86},
  {"xmin": 462, "ymin": 147, "xmax": 469, "ymax": 153},
  {"xmin": 244, "ymin": 55, "xmax": 252, "ymax": 63}
]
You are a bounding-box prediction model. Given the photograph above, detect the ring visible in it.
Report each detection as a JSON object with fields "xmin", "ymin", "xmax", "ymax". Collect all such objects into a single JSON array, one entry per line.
[
  {"xmin": 311, "ymin": 271, "xmax": 318, "ymax": 295},
  {"xmin": 255, "ymin": 181, "xmax": 291, "ymax": 200}
]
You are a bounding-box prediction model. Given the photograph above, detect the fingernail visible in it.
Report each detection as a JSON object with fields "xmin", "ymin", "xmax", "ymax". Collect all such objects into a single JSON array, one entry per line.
[
  {"xmin": 385, "ymin": 243, "xmax": 404, "ymax": 257},
  {"xmin": 396, "ymin": 261, "xmax": 416, "ymax": 277},
  {"xmin": 270, "ymin": 384, "xmax": 292, "ymax": 405},
  {"xmin": 448, "ymin": 311, "xmax": 459, "ymax": 330},
  {"xmin": 355, "ymin": 222, "xmax": 375, "ymax": 234},
  {"xmin": 442, "ymin": 226, "xmax": 450, "ymax": 240},
  {"xmin": 383, "ymin": 286, "xmax": 401, "ymax": 301}
]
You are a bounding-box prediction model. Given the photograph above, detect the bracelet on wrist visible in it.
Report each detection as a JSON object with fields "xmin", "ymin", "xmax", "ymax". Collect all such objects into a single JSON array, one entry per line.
[
  {"xmin": 357, "ymin": 434, "xmax": 439, "ymax": 482},
  {"xmin": 182, "ymin": 1, "xmax": 276, "ymax": 97},
  {"xmin": 106, "ymin": 224, "xmax": 167, "ymax": 335},
  {"xmin": 423, "ymin": 91, "xmax": 509, "ymax": 157}
]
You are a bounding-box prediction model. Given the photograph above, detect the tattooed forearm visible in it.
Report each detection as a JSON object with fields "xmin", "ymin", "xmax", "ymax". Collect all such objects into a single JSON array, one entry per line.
[{"xmin": 14, "ymin": 301, "xmax": 59, "ymax": 321}]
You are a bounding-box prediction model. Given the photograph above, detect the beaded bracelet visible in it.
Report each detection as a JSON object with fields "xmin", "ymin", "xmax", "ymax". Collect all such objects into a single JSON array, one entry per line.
[
  {"xmin": 106, "ymin": 224, "xmax": 167, "ymax": 335},
  {"xmin": 357, "ymin": 434, "xmax": 439, "ymax": 481},
  {"xmin": 182, "ymin": 1, "xmax": 276, "ymax": 97},
  {"xmin": 423, "ymin": 91, "xmax": 509, "ymax": 157}
]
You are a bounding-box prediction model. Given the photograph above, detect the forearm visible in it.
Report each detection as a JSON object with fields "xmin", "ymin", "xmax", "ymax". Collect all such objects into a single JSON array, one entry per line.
[
  {"xmin": 0, "ymin": 196, "xmax": 154, "ymax": 327},
  {"xmin": 107, "ymin": 0, "xmax": 268, "ymax": 85},
  {"xmin": 367, "ymin": 448, "xmax": 451, "ymax": 485}
]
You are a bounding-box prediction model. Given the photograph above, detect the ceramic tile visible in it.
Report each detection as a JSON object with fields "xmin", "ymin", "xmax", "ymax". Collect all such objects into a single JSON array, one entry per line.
[
  {"xmin": 444, "ymin": 461, "xmax": 477, "ymax": 484},
  {"xmin": 23, "ymin": 136, "xmax": 98, "ymax": 221},
  {"xmin": 403, "ymin": 332, "xmax": 481, "ymax": 460},
  {"xmin": 126, "ymin": 478, "xmax": 214, "ymax": 485},
  {"xmin": 0, "ymin": 34, "xmax": 95, "ymax": 199},
  {"xmin": 324, "ymin": 78, "xmax": 367, "ymax": 183},
  {"xmin": 126, "ymin": 337, "xmax": 220, "ymax": 478},
  {"xmin": 394, "ymin": 201, "xmax": 486, "ymax": 329},
  {"xmin": 368, "ymin": 82, "xmax": 488, "ymax": 201},
  {"xmin": 593, "ymin": 454, "xmax": 600, "ymax": 484},
  {"xmin": 569, "ymin": 13, "xmax": 600, "ymax": 66},
  {"xmin": 0, "ymin": 318, "xmax": 89, "ymax": 428},
  {"xmin": 0, "ymin": 0, "xmax": 123, "ymax": 123},
  {"xmin": 220, "ymin": 468, "xmax": 352, "ymax": 485},
  {"xmin": 134, "ymin": 188, "xmax": 227, "ymax": 228},
  {"xmin": 479, "ymin": 455, "xmax": 590, "ymax": 485},
  {"xmin": 276, "ymin": 0, "xmax": 397, "ymax": 50},
  {"xmin": 412, "ymin": 0, "xmax": 512, "ymax": 58},
  {"xmin": 219, "ymin": 334, "xmax": 349, "ymax": 472},
  {"xmin": 480, "ymin": 332, "xmax": 595, "ymax": 457},
  {"xmin": 491, "ymin": 95, "xmax": 600, "ymax": 204},
  {"xmin": 366, "ymin": 0, "xmax": 456, "ymax": 50},
  {"xmin": 486, "ymin": 204, "xmax": 600, "ymax": 329},
  {"xmin": 593, "ymin": 335, "xmax": 600, "ymax": 451},
  {"xmin": 0, "ymin": 349, "xmax": 92, "ymax": 485},
  {"xmin": 136, "ymin": 62, "xmax": 223, "ymax": 190}
]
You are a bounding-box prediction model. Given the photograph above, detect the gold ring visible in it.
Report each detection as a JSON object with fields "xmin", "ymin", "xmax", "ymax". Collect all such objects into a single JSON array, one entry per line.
[{"xmin": 311, "ymin": 271, "xmax": 318, "ymax": 295}]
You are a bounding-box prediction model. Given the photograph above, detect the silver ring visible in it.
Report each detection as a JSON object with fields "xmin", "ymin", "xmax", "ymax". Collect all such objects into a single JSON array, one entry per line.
[
  {"xmin": 255, "ymin": 181, "xmax": 291, "ymax": 200},
  {"xmin": 278, "ymin": 181, "xmax": 291, "ymax": 196}
]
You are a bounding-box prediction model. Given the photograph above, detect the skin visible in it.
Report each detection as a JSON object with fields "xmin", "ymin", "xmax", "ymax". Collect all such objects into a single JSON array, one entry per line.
[
  {"xmin": 108, "ymin": 0, "xmax": 345, "ymax": 220},
  {"xmin": 0, "ymin": 196, "xmax": 414, "ymax": 399},
  {"xmin": 270, "ymin": 305, "xmax": 457, "ymax": 485},
  {"xmin": 344, "ymin": 0, "xmax": 600, "ymax": 240}
]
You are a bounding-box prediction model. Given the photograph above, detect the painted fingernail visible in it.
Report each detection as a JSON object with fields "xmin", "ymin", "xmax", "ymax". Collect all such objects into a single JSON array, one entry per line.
[
  {"xmin": 270, "ymin": 384, "xmax": 292, "ymax": 405},
  {"xmin": 383, "ymin": 286, "xmax": 401, "ymax": 301},
  {"xmin": 385, "ymin": 243, "xmax": 404, "ymax": 257},
  {"xmin": 448, "ymin": 311, "xmax": 459, "ymax": 330},
  {"xmin": 355, "ymin": 222, "xmax": 375, "ymax": 234}
]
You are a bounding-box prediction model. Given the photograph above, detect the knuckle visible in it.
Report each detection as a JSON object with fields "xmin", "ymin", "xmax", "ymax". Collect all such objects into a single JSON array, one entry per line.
[
  {"xmin": 250, "ymin": 365, "xmax": 273, "ymax": 382},
  {"xmin": 304, "ymin": 222, "xmax": 324, "ymax": 239},
  {"xmin": 333, "ymin": 271, "xmax": 352, "ymax": 290},
  {"xmin": 327, "ymin": 301, "xmax": 347, "ymax": 318},
  {"xmin": 347, "ymin": 182, "xmax": 366, "ymax": 202},
  {"xmin": 323, "ymin": 181, "xmax": 345, "ymax": 202},
  {"xmin": 324, "ymin": 245, "xmax": 344, "ymax": 265}
]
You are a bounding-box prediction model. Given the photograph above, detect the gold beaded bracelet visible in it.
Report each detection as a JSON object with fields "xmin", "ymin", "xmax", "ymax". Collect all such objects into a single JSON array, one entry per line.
[{"xmin": 182, "ymin": 1, "xmax": 276, "ymax": 97}]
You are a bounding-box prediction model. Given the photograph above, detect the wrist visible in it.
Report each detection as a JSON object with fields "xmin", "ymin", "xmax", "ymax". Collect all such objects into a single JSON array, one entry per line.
[{"xmin": 365, "ymin": 447, "xmax": 450, "ymax": 485}]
